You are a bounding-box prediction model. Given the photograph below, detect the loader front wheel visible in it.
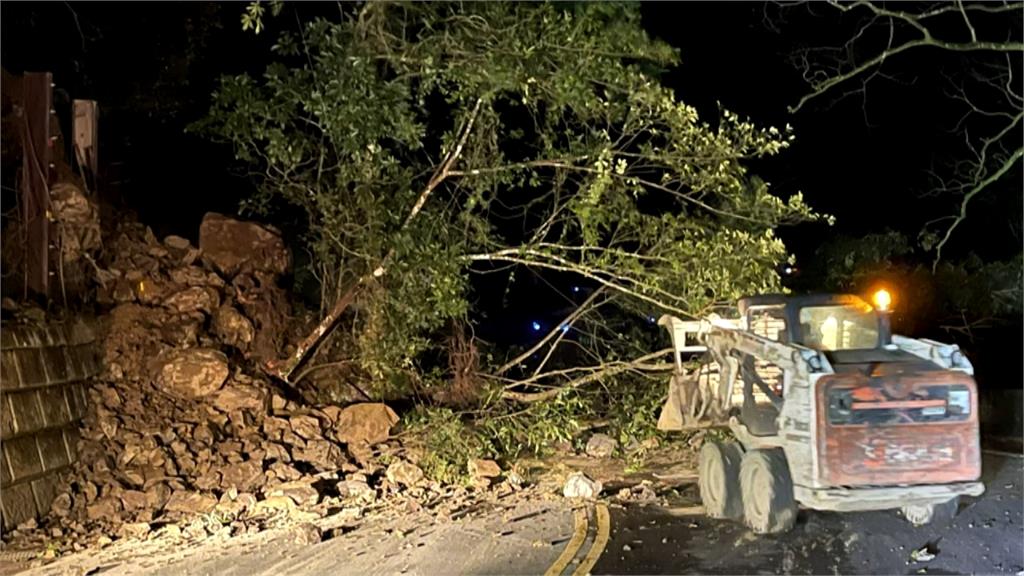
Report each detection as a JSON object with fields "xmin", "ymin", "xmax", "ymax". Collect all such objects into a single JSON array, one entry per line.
[
  {"xmin": 698, "ymin": 441, "xmax": 744, "ymax": 519},
  {"xmin": 740, "ymin": 448, "xmax": 797, "ymax": 534},
  {"xmin": 901, "ymin": 497, "xmax": 959, "ymax": 526}
]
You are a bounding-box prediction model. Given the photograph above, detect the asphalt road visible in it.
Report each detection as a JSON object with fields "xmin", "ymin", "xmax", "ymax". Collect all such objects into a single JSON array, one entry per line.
[
  {"xmin": 593, "ymin": 451, "xmax": 1023, "ymax": 575},
  {"xmin": 12, "ymin": 452, "xmax": 1021, "ymax": 576}
]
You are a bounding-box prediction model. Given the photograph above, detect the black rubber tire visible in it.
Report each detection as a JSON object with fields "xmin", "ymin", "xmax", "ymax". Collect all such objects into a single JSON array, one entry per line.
[
  {"xmin": 699, "ymin": 441, "xmax": 744, "ymax": 519},
  {"xmin": 739, "ymin": 448, "xmax": 797, "ymax": 534},
  {"xmin": 902, "ymin": 497, "xmax": 959, "ymax": 526}
]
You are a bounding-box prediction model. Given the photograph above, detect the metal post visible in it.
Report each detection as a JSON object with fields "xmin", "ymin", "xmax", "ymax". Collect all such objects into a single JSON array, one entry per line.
[{"xmin": 20, "ymin": 72, "xmax": 53, "ymax": 299}]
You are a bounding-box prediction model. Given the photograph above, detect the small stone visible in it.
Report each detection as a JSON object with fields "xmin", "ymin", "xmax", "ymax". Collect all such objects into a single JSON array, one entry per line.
[
  {"xmin": 585, "ymin": 434, "xmax": 618, "ymax": 458},
  {"xmin": 164, "ymin": 491, "xmax": 217, "ymax": 515},
  {"xmin": 290, "ymin": 415, "xmax": 323, "ymax": 440},
  {"xmin": 163, "ymin": 286, "xmax": 219, "ymax": 315},
  {"xmin": 347, "ymin": 442, "xmax": 375, "ymax": 469},
  {"xmin": 337, "ymin": 480, "xmax": 376, "ymax": 502},
  {"xmin": 271, "ymin": 394, "xmax": 288, "ymax": 411},
  {"xmin": 50, "ymin": 493, "xmax": 72, "ymax": 517},
  {"xmin": 251, "ymin": 495, "xmax": 297, "ymax": 516},
  {"xmin": 184, "ymin": 519, "xmax": 209, "ymax": 540},
  {"xmin": 121, "ymin": 490, "xmax": 149, "ymax": 511},
  {"xmin": 468, "ymin": 459, "xmax": 502, "ymax": 479},
  {"xmin": 268, "ymin": 480, "xmax": 320, "ymax": 508},
  {"xmin": 623, "ymin": 544, "xmax": 632, "ymax": 552},
  {"xmin": 290, "ymin": 522, "xmax": 322, "ymax": 546},
  {"xmin": 220, "ymin": 460, "xmax": 264, "ymax": 492},
  {"xmin": 216, "ymin": 493, "xmax": 257, "ymax": 518},
  {"xmin": 211, "ymin": 383, "xmax": 266, "ymax": 414},
  {"xmin": 294, "ymin": 439, "xmax": 344, "ymax": 472},
  {"xmin": 386, "ymin": 460, "xmax": 425, "ymax": 487},
  {"xmin": 212, "ymin": 306, "xmax": 255, "ymax": 352},
  {"xmin": 563, "ymin": 472, "xmax": 602, "ymax": 499},
  {"xmin": 118, "ymin": 522, "xmax": 152, "ymax": 540},
  {"xmin": 164, "ymin": 235, "xmax": 191, "ymax": 251},
  {"xmin": 86, "ymin": 497, "xmax": 122, "ymax": 521}
]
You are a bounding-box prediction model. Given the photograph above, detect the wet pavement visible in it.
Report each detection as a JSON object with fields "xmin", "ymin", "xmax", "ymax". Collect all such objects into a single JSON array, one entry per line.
[
  {"xmin": 594, "ymin": 451, "xmax": 1023, "ymax": 575},
  {"xmin": 9, "ymin": 452, "xmax": 1021, "ymax": 575}
]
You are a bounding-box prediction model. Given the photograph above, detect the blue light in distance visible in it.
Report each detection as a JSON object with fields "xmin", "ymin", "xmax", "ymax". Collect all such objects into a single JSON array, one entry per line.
[
  {"xmin": 531, "ymin": 321, "xmax": 541, "ymax": 332},
  {"xmin": 560, "ymin": 324, "xmax": 569, "ymax": 333},
  {"xmin": 572, "ymin": 286, "xmax": 580, "ymax": 293}
]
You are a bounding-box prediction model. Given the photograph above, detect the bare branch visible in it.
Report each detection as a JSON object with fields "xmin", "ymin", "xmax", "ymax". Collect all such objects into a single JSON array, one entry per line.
[
  {"xmin": 495, "ymin": 287, "xmax": 607, "ymax": 375},
  {"xmin": 500, "ymin": 347, "xmax": 672, "ymax": 403},
  {"xmin": 933, "ymin": 145, "xmax": 1024, "ymax": 271}
]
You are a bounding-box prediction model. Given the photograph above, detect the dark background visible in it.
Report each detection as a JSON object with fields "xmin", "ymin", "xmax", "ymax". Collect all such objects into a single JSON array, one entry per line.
[{"xmin": 2, "ymin": 2, "xmax": 1020, "ymax": 383}]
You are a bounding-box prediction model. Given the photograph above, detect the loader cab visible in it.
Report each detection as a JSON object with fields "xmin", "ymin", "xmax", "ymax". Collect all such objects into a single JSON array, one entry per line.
[
  {"xmin": 734, "ymin": 293, "xmax": 893, "ymax": 437},
  {"xmin": 738, "ymin": 293, "xmax": 890, "ymax": 351}
]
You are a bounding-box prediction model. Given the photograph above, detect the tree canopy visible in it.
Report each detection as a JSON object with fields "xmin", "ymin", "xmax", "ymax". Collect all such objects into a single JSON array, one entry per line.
[{"xmin": 196, "ymin": 1, "xmax": 818, "ymax": 400}]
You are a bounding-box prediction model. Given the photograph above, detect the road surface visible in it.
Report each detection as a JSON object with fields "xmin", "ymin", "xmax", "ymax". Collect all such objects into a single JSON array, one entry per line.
[
  {"xmin": 592, "ymin": 451, "xmax": 1023, "ymax": 575},
  {"xmin": 13, "ymin": 452, "xmax": 1022, "ymax": 576}
]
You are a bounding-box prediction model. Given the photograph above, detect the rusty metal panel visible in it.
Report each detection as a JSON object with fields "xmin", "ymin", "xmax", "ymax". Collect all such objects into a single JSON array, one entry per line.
[
  {"xmin": 815, "ymin": 372, "xmax": 981, "ymax": 487},
  {"xmin": 20, "ymin": 72, "xmax": 53, "ymax": 298}
]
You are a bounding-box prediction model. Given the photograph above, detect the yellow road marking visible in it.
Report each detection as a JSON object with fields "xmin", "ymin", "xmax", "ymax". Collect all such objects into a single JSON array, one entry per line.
[
  {"xmin": 545, "ymin": 507, "xmax": 589, "ymax": 576},
  {"xmin": 573, "ymin": 503, "xmax": 610, "ymax": 576}
]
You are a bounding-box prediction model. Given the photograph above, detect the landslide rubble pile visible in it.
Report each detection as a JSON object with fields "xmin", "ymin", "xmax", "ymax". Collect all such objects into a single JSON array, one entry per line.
[{"xmin": 4, "ymin": 214, "xmax": 440, "ymax": 550}]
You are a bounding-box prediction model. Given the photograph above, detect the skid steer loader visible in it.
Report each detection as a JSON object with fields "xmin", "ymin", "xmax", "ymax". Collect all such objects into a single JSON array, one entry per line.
[{"xmin": 658, "ymin": 290, "xmax": 984, "ymax": 533}]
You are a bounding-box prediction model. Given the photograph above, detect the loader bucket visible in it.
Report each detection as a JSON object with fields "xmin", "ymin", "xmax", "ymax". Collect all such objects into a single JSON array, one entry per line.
[
  {"xmin": 656, "ymin": 315, "xmax": 714, "ymax": 430},
  {"xmin": 658, "ymin": 371, "xmax": 688, "ymax": 431}
]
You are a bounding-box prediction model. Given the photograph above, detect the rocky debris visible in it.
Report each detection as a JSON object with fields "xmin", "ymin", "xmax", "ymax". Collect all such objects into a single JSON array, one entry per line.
[
  {"xmin": 50, "ymin": 181, "xmax": 102, "ymax": 265},
  {"xmin": 563, "ymin": 472, "xmax": 603, "ymax": 499},
  {"xmin": 585, "ymin": 433, "xmax": 618, "ymax": 458},
  {"xmin": 616, "ymin": 481, "xmax": 658, "ymax": 502},
  {"xmin": 335, "ymin": 403, "xmax": 399, "ymax": 446},
  {"xmin": 6, "ymin": 217, "xmax": 415, "ymax": 557},
  {"xmin": 198, "ymin": 212, "xmax": 290, "ymax": 278}
]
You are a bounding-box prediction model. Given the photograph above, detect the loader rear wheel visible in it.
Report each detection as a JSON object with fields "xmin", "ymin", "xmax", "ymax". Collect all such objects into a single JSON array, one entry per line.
[
  {"xmin": 740, "ymin": 448, "xmax": 797, "ymax": 534},
  {"xmin": 698, "ymin": 441, "xmax": 744, "ymax": 519}
]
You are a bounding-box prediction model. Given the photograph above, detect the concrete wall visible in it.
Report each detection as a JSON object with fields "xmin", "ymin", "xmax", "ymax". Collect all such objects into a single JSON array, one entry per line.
[{"xmin": 0, "ymin": 320, "xmax": 98, "ymax": 531}]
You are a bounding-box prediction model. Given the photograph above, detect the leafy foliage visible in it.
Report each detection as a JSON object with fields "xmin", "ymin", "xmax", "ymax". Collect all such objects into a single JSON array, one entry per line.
[{"xmin": 196, "ymin": 2, "xmax": 817, "ymax": 409}]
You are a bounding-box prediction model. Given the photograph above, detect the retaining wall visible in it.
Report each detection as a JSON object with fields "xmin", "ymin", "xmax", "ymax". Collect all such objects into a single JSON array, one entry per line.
[{"xmin": 0, "ymin": 320, "xmax": 98, "ymax": 532}]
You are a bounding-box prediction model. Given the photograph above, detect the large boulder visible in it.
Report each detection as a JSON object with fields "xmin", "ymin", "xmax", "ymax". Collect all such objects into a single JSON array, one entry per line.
[
  {"xmin": 198, "ymin": 213, "xmax": 290, "ymax": 278},
  {"xmin": 153, "ymin": 348, "xmax": 229, "ymax": 399},
  {"xmin": 335, "ymin": 403, "xmax": 399, "ymax": 446}
]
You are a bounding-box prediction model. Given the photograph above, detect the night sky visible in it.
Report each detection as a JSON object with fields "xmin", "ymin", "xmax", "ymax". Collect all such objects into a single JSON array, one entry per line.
[{"xmin": 2, "ymin": 2, "xmax": 1021, "ymax": 357}]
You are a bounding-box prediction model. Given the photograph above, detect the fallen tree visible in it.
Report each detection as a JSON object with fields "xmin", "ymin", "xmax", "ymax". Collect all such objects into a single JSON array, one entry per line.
[{"xmin": 197, "ymin": 1, "xmax": 820, "ymax": 450}]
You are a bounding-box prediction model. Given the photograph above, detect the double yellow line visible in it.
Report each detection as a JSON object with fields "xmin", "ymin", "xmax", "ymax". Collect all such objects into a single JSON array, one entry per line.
[{"xmin": 545, "ymin": 503, "xmax": 611, "ymax": 576}]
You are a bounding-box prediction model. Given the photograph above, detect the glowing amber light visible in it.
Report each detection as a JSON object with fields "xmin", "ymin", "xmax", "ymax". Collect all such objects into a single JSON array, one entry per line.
[{"xmin": 873, "ymin": 289, "xmax": 892, "ymax": 311}]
